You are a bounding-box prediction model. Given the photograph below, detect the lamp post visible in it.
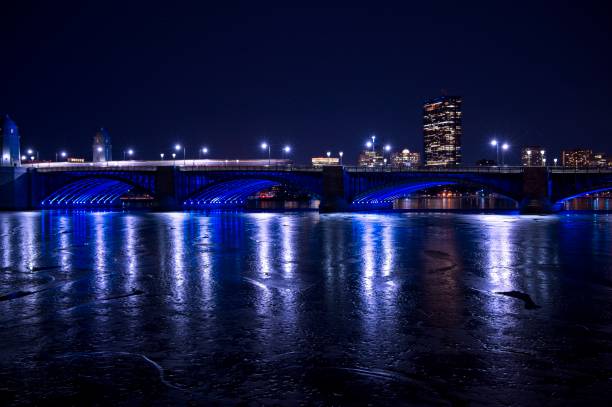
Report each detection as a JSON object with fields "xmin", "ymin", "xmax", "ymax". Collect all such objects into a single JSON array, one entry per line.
[
  {"xmin": 490, "ymin": 140, "xmax": 499, "ymax": 164},
  {"xmin": 172, "ymin": 153, "xmax": 176, "ymax": 166},
  {"xmin": 261, "ymin": 142, "xmax": 271, "ymax": 165},
  {"xmin": 175, "ymin": 144, "xmax": 185, "ymax": 165},
  {"xmin": 55, "ymin": 151, "xmax": 67, "ymax": 162},
  {"xmin": 540, "ymin": 150, "xmax": 546, "ymax": 167},
  {"xmin": 501, "ymin": 143, "xmax": 509, "ymax": 166},
  {"xmin": 554, "ymin": 158, "xmax": 558, "ymax": 166},
  {"xmin": 339, "ymin": 151, "xmax": 344, "ymax": 165},
  {"xmin": 526, "ymin": 149, "xmax": 532, "ymax": 166},
  {"xmin": 123, "ymin": 148, "xmax": 134, "ymax": 160},
  {"xmin": 283, "ymin": 145, "xmax": 291, "ymax": 160},
  {"xmin": 543, "ymin": 158, "xmax": 547, "ymax": 167},
  {"xmin": 371, "ymin": 134, "xmax": 376, "ymax": 152},
  {"xmin": 199, "ymin": 147, "xmax": 209, "ymax": 159},
  {"xmin": 160, "ymin": 153, "xmax": 165, "ymax": 161}
]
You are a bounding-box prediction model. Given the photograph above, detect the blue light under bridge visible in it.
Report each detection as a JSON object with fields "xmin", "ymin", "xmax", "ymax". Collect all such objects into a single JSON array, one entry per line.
[
  {"xmin": 41, "ymin": 178, "xmax": 145, "ymax": 207},
  {"xmin": 184, "ymin": 178, "xmax": 315, "ymax": 208}
]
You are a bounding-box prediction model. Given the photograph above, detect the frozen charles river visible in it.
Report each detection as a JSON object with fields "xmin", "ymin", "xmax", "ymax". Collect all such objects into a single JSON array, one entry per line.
[{"xmin": 1, "ymin": 211, "xmax": 611, "ymax": 405}]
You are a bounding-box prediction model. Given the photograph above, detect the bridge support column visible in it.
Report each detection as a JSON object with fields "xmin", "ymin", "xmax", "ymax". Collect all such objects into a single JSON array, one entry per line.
[
  {"xmin": 519, "ymin": 167, "xmax": 553, "ymax": 214},
  {"xmin": 319, "ymin": 166, "xmax": 349, "ymax": 213},
  {"xmin": 154, "ymin": 167, "xmax": 179, "ymax": 210},
  {"xmin": 0, "ymin": 167, "xmax": 31, "ymax": 210}
]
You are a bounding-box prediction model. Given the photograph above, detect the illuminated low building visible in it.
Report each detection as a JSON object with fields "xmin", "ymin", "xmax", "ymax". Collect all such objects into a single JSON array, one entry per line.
[
  {"xmin": 311, "ymin": 157, "xmax": 340, "ymax": 167},
  {"xmin": 591, "ymin": 152, "xmax": 608, "ymax": 167},
  {"xmin": 521, "ymin": 146, "xmax": 546, "ymax": 166},
  {"xmin": 562, "ymin": 149, "xmax": 592, "ymax": 167},
  {"xmin": 391, "ymin": 149, "xmax": 420, "ymax": 167},
  {"xmin": 358, "ymin": 150, "xmax": 385, "ymax": 167},
  {"xmin": 67, "ymin": 157, "xmax": 85, "ymax": 163}
]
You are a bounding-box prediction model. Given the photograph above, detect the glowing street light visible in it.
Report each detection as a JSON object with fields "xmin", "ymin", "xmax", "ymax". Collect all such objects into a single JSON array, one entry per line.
[
  {"xmin": 490, "ymin": 139, "xmax": 499, "ymax": 164},
  {"xmin": 339, "ymin": 151, "xmax": 344, "ymax": 165},
  {"xmin": 501, "ymin": 143, "xmax": 509, "ymax": 166},
  {"xmin": 160, "ymin": 153, "xmax": 165, "ymax": 160},
  {"xmin": 543, "ymin": 157, "xmax": 547, "ymax": 167},
  {"xmin": 384, "ymin": 144, "xmax": 391, "ymax": 153},
  {"xmin": 326, "ymin": 151, "xmax": 331, "ymax": 158},
  {"xmin": 175, "ymin": 143, "xmax": 186, "ymax": 165},
  {"xmin": 123, "ymin": 148, "xmax": 134, "ymax": 160},
  {"xmin": 365, "ymin": 141, "xmax": 372, "ymax": 149},
  {"xmin": 55, "ymin": 151, "xmax": 67, "ymax": 162},
  {"xmin": 172, "ymin": 152, "xmax": 176, "ymax": 166},
  {"xmin": 282, "ymin": 145, "xmax": 291, "ymax": 160},
  {"xmin": 199, "ymin": 147, "xmax": 209, "ymax": 158},
  {"xmin": 261, "ymin": 142, "xmax": 271, "ymax": 165},
  {"xmin": 554, "ymin": 158, "xmax": 558, "ymax": 166}
]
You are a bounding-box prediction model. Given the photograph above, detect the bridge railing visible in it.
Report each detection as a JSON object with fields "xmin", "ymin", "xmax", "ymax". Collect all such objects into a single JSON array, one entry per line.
[
  {"xmin": 550, "ymin": 166, "xmax": 612, "ymax": 173},
  {"xmin": 343, "ymin": 165, "xmax": 526, "ymax": 173},
  {"xmin": 179, "ymin": 164, "xmax": 322, "ymax": 172}
]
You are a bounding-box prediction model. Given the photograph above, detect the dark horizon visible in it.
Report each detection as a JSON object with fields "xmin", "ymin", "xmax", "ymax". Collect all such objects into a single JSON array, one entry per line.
[{"xmin": 2, "ymin": 1, "xmax": 611, "ymax": 165}]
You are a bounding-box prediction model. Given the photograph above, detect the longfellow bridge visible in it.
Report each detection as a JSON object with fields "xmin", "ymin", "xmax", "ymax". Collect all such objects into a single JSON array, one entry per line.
[{"xmin": 1, "ymin": 160, "xmax": 612, "ymax": 213}]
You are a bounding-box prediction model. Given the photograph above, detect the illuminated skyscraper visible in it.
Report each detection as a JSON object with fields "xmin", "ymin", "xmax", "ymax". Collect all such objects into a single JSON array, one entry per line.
[
  {"xmin": 92, "ymin": 128, "xmax": 112, "ymax": 162},
  {"xmin": 0, "ymin": 115, "xmax": 21, "ymax": 167},
  {"xmin": 423, "ymin": 96, "xmax": 462, "ymax": 166}
]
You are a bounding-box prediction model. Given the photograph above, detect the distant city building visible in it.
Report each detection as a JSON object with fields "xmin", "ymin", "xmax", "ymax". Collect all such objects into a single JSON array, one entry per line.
[
  {"xmin": 562, "ymin": 149, "xmax": 592, "ymax": 167},
  {"xmin": 391, "ymin": 149, "xmax": 420, "ymax": 167},
  {"xmin": 521, "ymin": 146, "xmax": 546, "ymax": 166},
  {"xmin": 476, "ymin": 159, "xmax": 496, "ymax": 166},
  {"xmin": 67, "ymin": 157, "xmax": 85, "ymax": 163},
  {"xmin": 358, "ymin": 149, "xmax": 385, "ymax": 167},
  {"xmin": 92, "ymin": 128, "xmax": 112, "ymax": 162},
  {"xmin": 591, "ymin": 152, "xmax": 608, "ymax": 167},
  {"xmin": 423, "ymin": 96, "xmax": 462, "ymax": 166},
  {"xmin": 0, "ymin": 115, "xmax": 21, "ymax": 167},
  {"xmin": 311, "ymin": 156, "xmax": 340, "ymax": 167}
]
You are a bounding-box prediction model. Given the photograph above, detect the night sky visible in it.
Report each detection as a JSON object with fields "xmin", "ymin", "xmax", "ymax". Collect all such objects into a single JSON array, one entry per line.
[{"xmin": 2, "ymin": 1, "xmax": 611, "ymax": 165}]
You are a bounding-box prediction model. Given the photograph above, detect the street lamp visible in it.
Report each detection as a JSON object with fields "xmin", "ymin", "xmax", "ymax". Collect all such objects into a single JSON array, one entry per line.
[
  {"xmin": 490, "ymin": 139, "xmax": 499, "ymax": 164},
  {"xmin": 261, "ymin": 142, "xmax": 271, "ymax": 165},
  {"xmin": 384, "ymin": 144, "xmax": 391, "ymax": 153},
  {"xmin": 540, "ymin": 150, "xmax": 546, "ymax": 167},
  {"xmin": 123, "ymin": 148, "xmax": 134, "ymax": 160},
  {"xmin": 160, "ymin": 153, "xmax": 165, "ymax": 160},
  {"xmin": 172, "ymin": 152, "xmax": 176, "ymax": 166},
  {"xmin": 371, "ymin": 134, "xmax": 376, "ymax": 152},
  {"xmin": 554, "ymin": 158, "xmax": 558, "ymax": 166},
  {"xmin": 283, "ymin": 145, "xmax": 291, "ymax": 160},
  {"xmin": 175, "ymin": 144, "xmax": 185, "ymax": 165},
  {"xmin": 199, "ymin": 147, "xmax": 209, "ymax": 158},
  {"xmin": 339, "ymin": 151, "xmax": 344, "ymax": 165},
  {"xmin": 543, "ymin": 158, "xmax": 547, "ymax": 167},
  {"xmin": 55, "ymin": 151, "xmax": 67, "ymax": 162},
  {"xmin": 326, "ymin": 151, "xmax": 331, "ymax": 158},
  {"xmin": 501, "ymin": 143, "xmax": 509, "ymax": 166}
]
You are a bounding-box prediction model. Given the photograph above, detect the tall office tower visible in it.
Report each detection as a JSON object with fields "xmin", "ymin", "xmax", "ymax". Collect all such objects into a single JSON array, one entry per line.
[
  {"xmin": 0, "ymin": 115, "xmax": 21, "ymax": 167},
  {"xmin": 92, "ymin": 128, "xmax": 112, "ymax": 162},
  {"xmin": 521, "ymin": 146, "xmax": 546, "ymax": 166},
  {"xmin": 423, "ymin": 96, "xmax": 462, "ymax": 166}
]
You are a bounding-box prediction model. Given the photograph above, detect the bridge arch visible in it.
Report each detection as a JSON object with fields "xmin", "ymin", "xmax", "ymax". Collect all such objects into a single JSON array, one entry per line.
[
  {"xmin": 40, "ymin": 174, "xmax": 155, "ymax": 207},
  {"xmin": 349, "ymin": 176, "xmax": 521, "ymax": 208},
  {"xmin": 183, "ymin": 175, "xmax": 321, "ymax": 208},
  {"xmin": 554, "ymin": 185, "xmax": 612, "ymax": 205}
]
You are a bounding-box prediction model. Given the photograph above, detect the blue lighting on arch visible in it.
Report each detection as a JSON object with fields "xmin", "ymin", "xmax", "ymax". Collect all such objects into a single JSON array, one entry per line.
[
  {"xmin": 41, "ymin": 178, "xmax": 134, "ymax": 207},
  {"xmin": 556, "ymin": 186, "xmax": 612, "ymax": 203},
  {"xmin": 351, "ymin": 181, "xmax": 457, "ymax": 208},
  {"xmin": 184, "ymin": 179, "xmax": 280, "ymax": 208}
]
